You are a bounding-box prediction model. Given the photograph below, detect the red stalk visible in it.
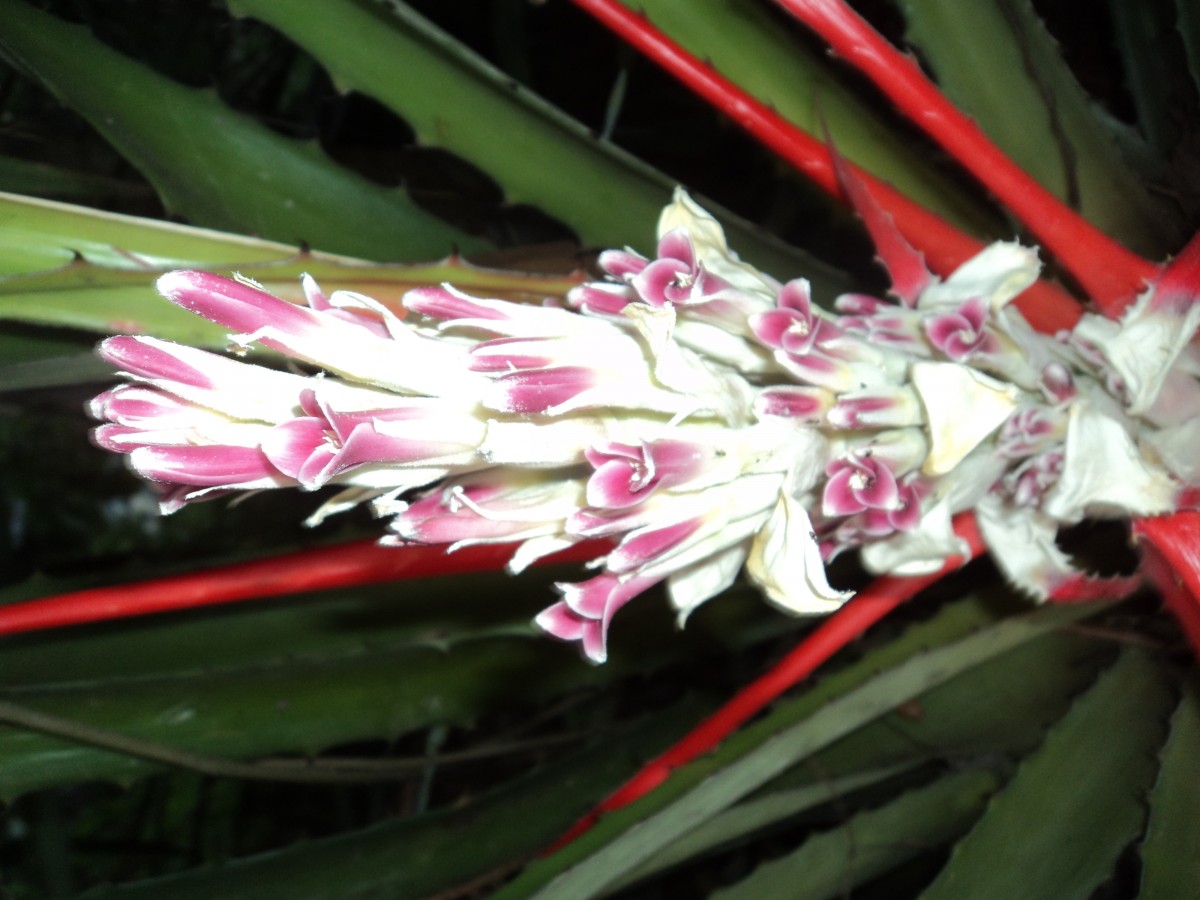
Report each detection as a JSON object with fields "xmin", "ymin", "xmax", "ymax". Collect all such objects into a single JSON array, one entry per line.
[
  {"xmin": 771, "ymin": 0, "xmax": 1157, "ymax": 315},
  {"xmin": 0, "ymin": 539, "xmax": 606, "ymax": 637},
  {"xmin": 547, "ymin": 512, "xmax": 985, "ymax": 850},
  {"xmin": 569, "ymin": 0, "xmax": 1082, "ymax": 333},
  {"xmin": 1133, "ymin": 512, "xmax": 1200, "ymax": 658}
]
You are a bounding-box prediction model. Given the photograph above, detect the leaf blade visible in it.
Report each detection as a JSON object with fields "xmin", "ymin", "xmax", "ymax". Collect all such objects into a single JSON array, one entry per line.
[
  {"xmin": 0, "ymin": 0, "xmax": 483, "ymax": 261},
  {"xmin": 920, "ymin": 648, "xmax": 1174, "ymax": 900},
  {"xmin": 228, "ymin": 0, "xmax": 853, "ymax": 297},
  {"xmin": 713, "ymin": 769, "xmax": 999, "ymax": 900},
  {"xmin": 898, "ymin": 0, "xmax": 1180, "ymax": 256},
  {"xmin": 508, "ymin": 597, "xmax": 1105, "ymax": 898},
  {"xmin": 1138, "ymin": 675, "xmax": 1200, "ymax": 898}
]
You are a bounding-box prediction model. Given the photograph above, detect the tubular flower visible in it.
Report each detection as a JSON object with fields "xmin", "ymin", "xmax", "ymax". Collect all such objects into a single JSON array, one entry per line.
[{"xmin": 91, "ymin": 189, "xmax": 1198, "ymax": 661}]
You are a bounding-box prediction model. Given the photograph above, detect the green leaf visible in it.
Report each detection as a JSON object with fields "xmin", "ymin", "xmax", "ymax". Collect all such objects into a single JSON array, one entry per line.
[
  {"xmin": 1138, "ymin": 675, "xmax": 1200, "ymax": 898},
  {"xmin": 1105, "ymin": 0, "xmax": 1199, "ymax": 156},
  {"xmin": 228, "ymin": 0, "xmax": 854, "ymax": 298},
  {"xmin": 612, "ymin": 763, "xmax": 919, "ymax": 891},
  {"xmin": 1177, "ymin": 0, "xmax": 1200, "ymax": 98},
  {"xmin": 921, "ymin": 648, "xmax": 1174, "ymax": 900},
  {"xmin": 0, "ymin": 351, "xmax": 114, "ymax": 391},
  {"xmin": 0, "ymin": 577, "xmax": 787, "ymax": 796},
  {"xmin": 712, "ymin": 769, "xmax": 999, "ymax": 900},
  {"xmin": 613, "ymin": 628, "xmax": 1107, "ymax": 891},
  {"xmin": 0, "ymin": 193, "xmax": 580, "ymax": 347},
  {"xmin": 898, "ymin": 0, "xmax": 1181, "ymax": 256},
  {"xmin": 0, "ymin": 0, "xmax": 484, "ymax": 261},
  {"xmin": 494, "ymin": 591, "xmax": 1034, "ymax": 897},
  {"xmin": 768, "ymin": 626, "xmax": 1111, "ymax": 791},
  {"xmin": 502, "ymin": 595, "xmax": 1105, "ymax": 899},
  {"xmin": 632, "ymin": 0, "xmax": 999, "ymax": 237},
  {"xmin": 0, "ymin": 325, "xmax": 97, "ymax": 369},
  {"xmin": 0, "ymin": 191, "xmax": 313, "ymax": 276},
  {"xmin": 0, "ymin": 154, "xmax": 150, "ymax": 206},
  {"xmin": 69, "ymin": 705, "xmax": 703, "ymax": 900}
]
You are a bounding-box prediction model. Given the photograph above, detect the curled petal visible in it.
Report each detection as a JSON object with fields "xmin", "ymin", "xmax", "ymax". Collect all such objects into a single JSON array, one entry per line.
[
  {"xmin": 607, "ymin": 518, "xmax": 703, "ymax": 574},
  {"xmin": 567, "ymin": 282, "xmax": 633, "ymax": 316},
  {"xmin": 598, "ymin": 247, "xmax": 650, "ymax": 280},
  {"xmin": 403, "ymin": 285, "xmax": 512, "ymax": 325},
  {"xmin": 386, "ymin": 474, "xmax": 582, "ymax": 552},
  {"xmin": 655, "ymin": 188, "xmax": 780, "ymax": 298},
  {"xmin": 822, "ymin": 455, "xmax": 900, "ymax": 517},
  {"xmin": 485, "ymin": 366, "xmax": 597, "ymax": 415},
  {"xmin": 918, "ymin": 242, "xmax": 1040, "ymax": 312},
  {"xmin": 976, "ymin": 497, "xmax": 1082, "ymax": 600},
  {"xmin": 539, "ymin": 573, "xmax": 662, "ymax": 663},
  {"xmin": 746, "ymin": 493, "xmax": 853, "ymax": 614},
  {"xmin": 924, "ymin": 296, "xmax": 995, "ymax": 360},
  {"xmin": 584, "ymin": 439, "xmax": 707, "ymax": 509}
]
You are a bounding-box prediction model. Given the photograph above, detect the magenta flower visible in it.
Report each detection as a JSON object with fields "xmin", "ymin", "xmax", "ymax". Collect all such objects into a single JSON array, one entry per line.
[
  {"xmin": 628, "ymin": 229, "xmax": 732, "ymax": 308},
  {"xmin": 583, "ymin": 439, "xmax": 707, "ymax": 509},
  {"xmin": 749, "ymin": 278, "xmax": 835, "ymax": 357},
  {"xmin": 924, "ymin": 296, "xmax": 996, "ymax": 360},
  {"xmin": 822, "ymin": 454, "xmax": 901, "ymax": 517},
  {"xmin": 536, "ymin": 572, "xmax": 663, "ymax": 665}
]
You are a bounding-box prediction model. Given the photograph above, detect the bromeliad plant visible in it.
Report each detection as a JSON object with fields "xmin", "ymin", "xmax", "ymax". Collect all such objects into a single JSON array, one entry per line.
[{"xmin": 2, "ymin": 0, "xmax": 1199, "ymax": 897}]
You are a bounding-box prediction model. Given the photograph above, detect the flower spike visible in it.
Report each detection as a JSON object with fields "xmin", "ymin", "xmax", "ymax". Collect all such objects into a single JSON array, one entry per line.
[{"xmin": 88, "ymin": 191, "xmax": 1199, "ymax": 662}]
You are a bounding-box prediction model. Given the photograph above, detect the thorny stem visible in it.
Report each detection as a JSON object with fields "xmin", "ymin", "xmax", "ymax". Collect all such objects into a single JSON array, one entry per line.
[
  {"xmin": 0, "ymin": 539, "xmax": 607, "ymax": 636},
  {"xmin": 771, "ymin": 0, "xmax": 1158, "ymax": 315},
  {"xmin": 568, "ymin": 0, "xmax": 1083, "ymax": 333},
  {"xmin": 546, "ymin": 512, "xmax": 985, "ymax": 850}
]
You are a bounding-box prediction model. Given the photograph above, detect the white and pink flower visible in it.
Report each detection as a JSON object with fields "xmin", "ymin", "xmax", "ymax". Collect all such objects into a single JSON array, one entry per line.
[{"xmin": 91, "ymin": 190, "xmax": 1200, "ymax": 661}]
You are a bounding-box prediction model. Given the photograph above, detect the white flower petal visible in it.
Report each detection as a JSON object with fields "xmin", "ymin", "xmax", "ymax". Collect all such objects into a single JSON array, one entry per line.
[
  {"xmin": 976, "ymin": 496, "xmax": 1072, "ymax": 600},
  {"xmin": 480, "ymin": 418, "xmax": 603, "ymax": 466},
  {"xmin": 1144, "ymin": 418, "xmax": 1200, "ymax": 482},
  {"xmin": 667, "ymin": 544, "xmax": 748, "ymax": 626},
  {"xmin": 673, "ymin": 319, "xmax": 777, "ymax": 375},
  {"xmin": 623, "ymin": 303, "xmax": 755, "ymax": 424},
  {"xmin": 918, "ymin": 241, "xmax": 1040, "ymax": 311},
  {"xmin": 1073, "ymin": 289, "xmax": 1200, "ymax": 415},
  {"xmin": 746, "ymin": 492, "xmax": 853, "ymax": 614},
  {"xmin": 1042, "ymin": 401, "xmax": 1176, "ymax": 521},
  {"xmin": 860, "ymin": 498, "xmax": 966, "ymax": 576},
  {"xmin": 912, "ymin": 361, "xmax": 1020, "ymax": 477},
  {"xmin": 508, "ymin": 535, "xmax": 580, "ymax": 574}
]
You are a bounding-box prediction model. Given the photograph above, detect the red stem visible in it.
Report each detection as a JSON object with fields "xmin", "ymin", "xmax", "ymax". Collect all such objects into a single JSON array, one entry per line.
[
  {"xmin": 1132, "ymin": 513, "xmax": 1200, "ymax": 658},
  {"xmin": 547, "ymin": 512, "xmax": 985, "ymax": 850},
  {"xmin": 0, "ymin": 539, "xmax": 606, "ymax": 637},
  {"xmin": 771, "ymin": 0, "xmax": 1157, "ymax": 315},
  {"xmin": 569, "ymin": 0, "xmax": 1082, "ymax": 333}
]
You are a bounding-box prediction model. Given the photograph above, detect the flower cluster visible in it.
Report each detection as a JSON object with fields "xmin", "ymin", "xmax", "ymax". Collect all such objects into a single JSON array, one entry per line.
[{"xmin": 91, "ymin": 190, "xmax": 1197, "ymax": 661}]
